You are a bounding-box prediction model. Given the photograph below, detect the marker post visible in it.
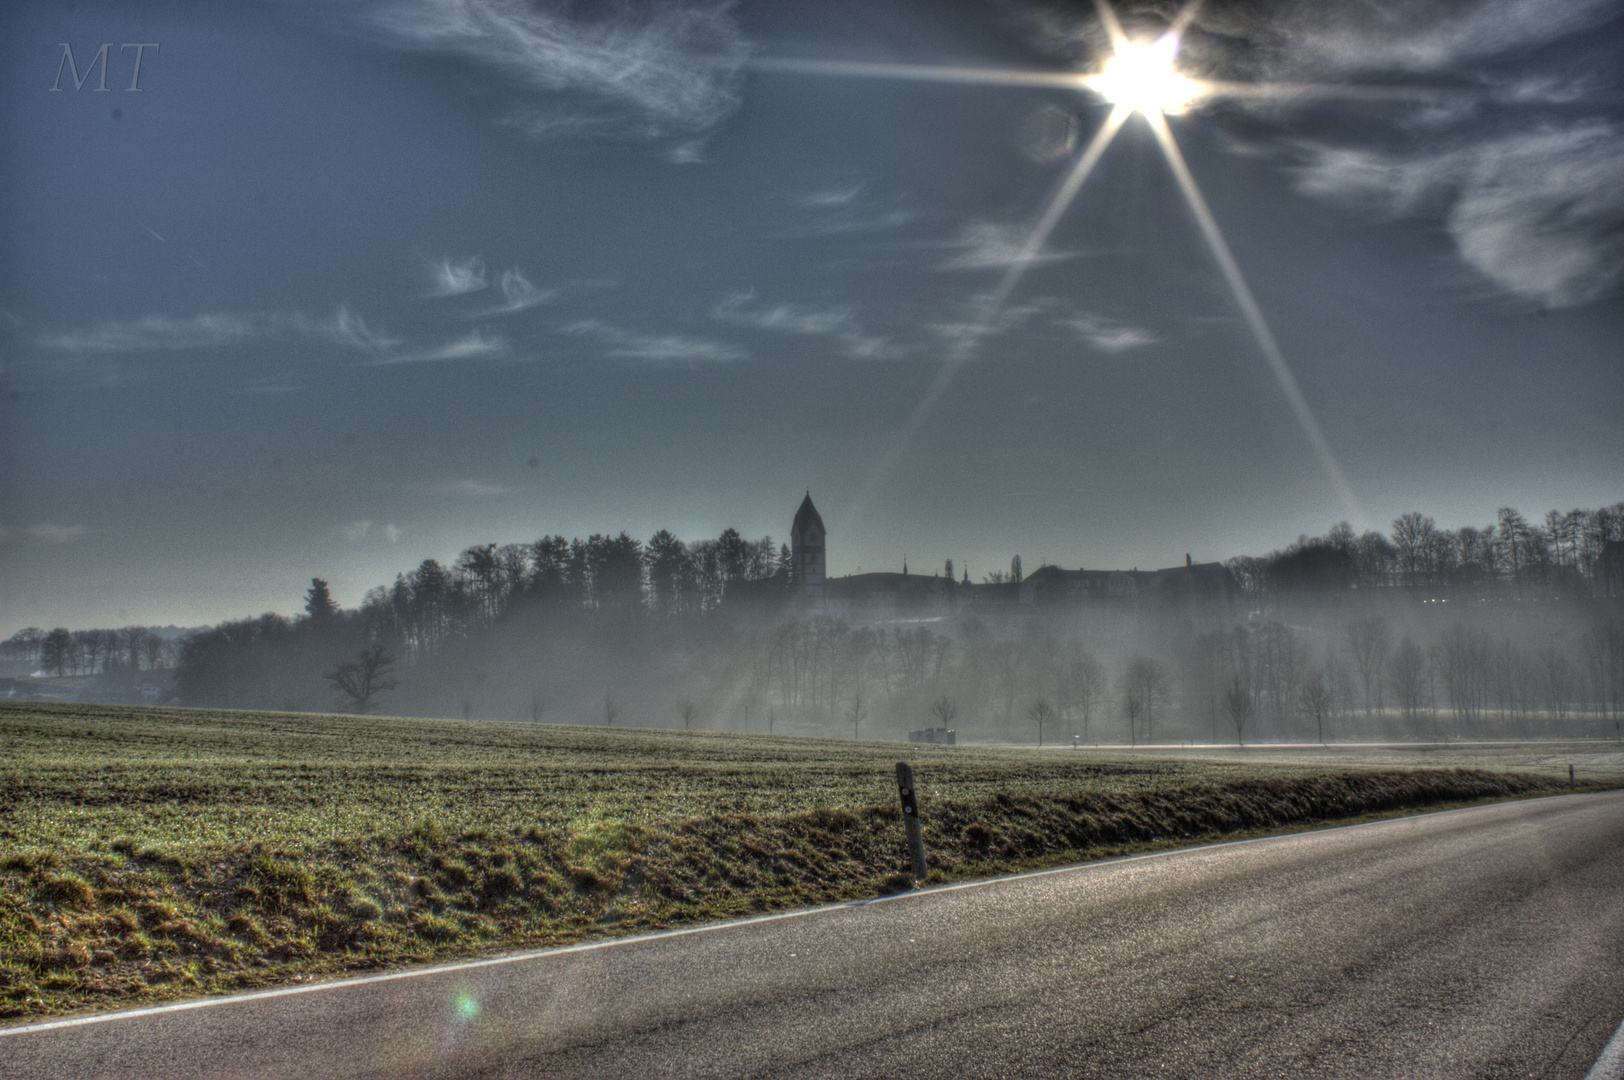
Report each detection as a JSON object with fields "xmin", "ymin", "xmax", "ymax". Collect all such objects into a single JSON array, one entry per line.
[{"xmin": 896, "ymin": 762, "xmax": 928, "ymax": 880}]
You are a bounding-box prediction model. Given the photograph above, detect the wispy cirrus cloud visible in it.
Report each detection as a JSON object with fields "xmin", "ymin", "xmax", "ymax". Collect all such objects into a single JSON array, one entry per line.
[
  {"xmin": 428, "ymin": 479, "xmax": 505, "ymax": 497},
  {"xmin": 1170, "ymin": 0, "xmax": 1624, "ymax": 311},
  {"xmin": 36, "ymin": 306, "xmax": 404, "ymax": 357},
  {"xmin": 366, "ymin": 329, "xmax": 508, "ymax": 364},
  {"xmin": 1297, "ymin": 122, "xmax": 1624, "ymax": 307},
  {"xmin": 1240, "ymin": 0, "xmax": 1624, "ymax": 77},
  {"xmin": 35, "ymin": 313, "xmax": 256, "ymax": 352},
  {"xmin": 937, "ymin": 221, "xmax": 1081, "ymax": 272},
  {"xmin": 712, "ymin": 291, "xmax": 897, "ymax": 359},
  {"xmin": 362, "ymin": 0, "xmax": 749, "ymax": 141},
  {"xmin": 566, "ymin": 319, "xmax": 743, "ymax": 365},
  {"xmin": 428, "ymin": 255, "xmax": 488, "ymax": 298},
  {"xmin": 779, "ymin": 182, "xmax": 920, "ymax": 239},
  {"xmin": 472, "ymin": 268, "xmax": 554, "ymax": 316},
  {"xmin": 27, "ymin": 524, "xmax": 87, "ymax": 544},
  {"xmin": 325, "ymin": 304, "xmax": 402, "ymax": 350},
  {"xmin": 1057, "ymin": 312, "xmax": 1159, "ymax": 354},
  {"xmin": 339, "ymin": 520, "xmax": 402, "ymax": 542}
]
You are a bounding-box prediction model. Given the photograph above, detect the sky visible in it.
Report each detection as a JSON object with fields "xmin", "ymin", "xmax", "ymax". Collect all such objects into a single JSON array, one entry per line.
[{"xmin": 2, "ymin": 0, "xmax": 1622, "ymax": 635}]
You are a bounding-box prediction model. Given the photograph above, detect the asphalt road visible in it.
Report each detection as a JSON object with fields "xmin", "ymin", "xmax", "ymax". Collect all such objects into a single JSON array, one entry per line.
[{"xmin": 6, "ymin": 791, "xmax": 1623, "ymax": 1079}]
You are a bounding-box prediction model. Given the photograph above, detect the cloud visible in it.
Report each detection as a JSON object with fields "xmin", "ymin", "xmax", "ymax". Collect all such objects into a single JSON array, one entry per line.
[
  {"xmin": 566, "ymin": 319, "xmax": 744, "ymax": 365},
  {"xmin": 609, "ymin": 335, "xmax": 743, "ymax": 364},
  {"xmin": 1248, "ymin": 0, "xmax": 1624, "ymax": 76},
  {"xmin": 1296, "ymin": 123, "xmax": 1624, "ymax": 307},
  {"xmin": 35, "ymin": 314, "xmax": 256, "ymax": 352},
  {"xmin": 428, "ymin": 255, "xmax": 488, "ymax": 298},
  {"xmin": 667, "ymin": 139, "xmax": 708, "ymax": 165},
  {"xmin": 712, "ymin": 291, "xmax": 897, "ymax": 358},
  {"xmin": 795, "ymin": 184, "xmax": 866, "ymax": 209},
  {"xmin": 1057, "ymin": 313, "xmax": 1159, "ymax": 353},
  {"xmin": 384, "ymin": 524, "xmax": 402, "ymax": 543},
  {"xmin": 363, "ymin": 0, "xmax": 749, "ymax": 141},
  {"xmin": 938, "ymin": 221, "xmax": 1080, "ymax": 272},
  {"xmin": 473, "ymin": 268, "xmax": 554, "ymax": 316},
  {"xmin": 368, "ymin": 329, "xmax": 508, "ymax": 364},
  {"xmin": 327, "ymin": 304, "xmax": 401, "ymax": 349},
  {"xmin": 27, "ymin": 524, "xmax": 87, "ymax": 544},
  {"xmin": 429, "ymin": 479, "xmax": 506, "ymax": 497},
  {"xmin": 342, "ymin": 521, "xmax": 373, "ymax": 542},
  {"xmin": 779, "ymin": 183, "xmax": 920, "ymax": 238}
]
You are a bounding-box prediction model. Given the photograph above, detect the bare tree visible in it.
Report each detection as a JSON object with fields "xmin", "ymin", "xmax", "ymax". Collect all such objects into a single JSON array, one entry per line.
[
  {"xmin": 1123, "ymin": 656, "xmax": 1170, "ymax": 744},
  {"xmin": 1221, "ymin": 674, "xmax": 1254, "ymax": 746},
  {"xmin": 323, "ymin": 645, "xmax": 399, "ymax": 715},
  {"xmin": 1391, "ymin": 636, "xmax": 1427, "ymax": 724},
  {"xmin": 928, "ymin": 695, "xmax": 959, "ymax": 729},
  {"xmin": 1297, "ymin": 669, "xmax": 1335, "ymax": 744},
  {"xmin": 1123, "ymin": 693, "xmax": 1142, "ymax": 747},
  {"xmin": 141, "ymin": 632, "xmax": 171, "ymax": 672},
  {"xmin": 1069, "ymin": 651, "xmax": 1106, "ymax": 744},
  {"xmin": 846, "ymin": 693, "xmax": 865, "ymax": 739},
  {"xmin": 679, "ymin": 698, "xmax": 697, "ymax": 731},
  {"xmin": 990, "ymin": 641, "xmax": 1022, "ymax": 729},
  {"xmin": 1540, "ymin": 646, "xmax": 1573, "ymax": 724},
  {"xmin": 529, "ymin": 689, "xmax": 546, "ymax": 723},
  {"xmin": 603, "ymin": 691, "xmax": 619, "ymax": 727},
  {"xmin": 1027, "ymin": 698, "xmax": 1056, "ymax": 747},
  {"xmin": 1391, "ymin": 512, "xmax": 1437, "ymax": 589},
  {"xmin": 1344, "ymin": 616, "xmax": 1391, "ymax": 716}
]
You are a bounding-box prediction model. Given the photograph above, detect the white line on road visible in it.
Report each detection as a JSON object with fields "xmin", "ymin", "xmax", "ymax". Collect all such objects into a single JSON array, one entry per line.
[
  {"xmin": 1588, "ymin": 1015, "xmax": 1624, "ymax": 1080},
  {"xmin": 0, "ymin": 791, "xmax": 1594, "ymax": 1038}
]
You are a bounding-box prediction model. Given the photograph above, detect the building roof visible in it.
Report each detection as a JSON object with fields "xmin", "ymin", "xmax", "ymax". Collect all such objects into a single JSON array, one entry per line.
[{"xmin": 792, "ymin": 491, "xmax": 825, "ymax": 537}]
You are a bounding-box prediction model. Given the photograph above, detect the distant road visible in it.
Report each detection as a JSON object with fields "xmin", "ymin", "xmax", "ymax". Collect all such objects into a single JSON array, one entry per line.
[{"xmin": 6, "ymin": 792, "xmax": 1623, "ymax": 1079}]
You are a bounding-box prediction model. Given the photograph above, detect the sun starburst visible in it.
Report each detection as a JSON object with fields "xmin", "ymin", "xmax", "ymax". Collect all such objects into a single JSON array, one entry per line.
[
  {"xmin": 750, "ymin": 0, "xmax": 1465, "ymax": 526},
  {"xmin": 1087, "ymin": 36, "xmax": 1203, "ymax": 115}
]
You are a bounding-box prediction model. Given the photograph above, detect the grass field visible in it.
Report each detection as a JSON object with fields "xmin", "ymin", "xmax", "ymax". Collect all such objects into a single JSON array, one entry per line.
[{"xmin": 3, "ymin": 701, "xmax": 1618, "ymax": 1021}]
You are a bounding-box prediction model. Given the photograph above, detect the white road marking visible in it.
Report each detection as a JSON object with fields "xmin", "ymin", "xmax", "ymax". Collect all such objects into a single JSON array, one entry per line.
[{"xmin": 1588, "ymin": 1014, "xmax": 1624, "ymax": 1080}]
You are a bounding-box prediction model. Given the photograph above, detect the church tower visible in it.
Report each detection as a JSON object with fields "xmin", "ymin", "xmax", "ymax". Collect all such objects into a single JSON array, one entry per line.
[{"xmin": 791, "ymin": 492, "xmax": 826, "ymax": 608}]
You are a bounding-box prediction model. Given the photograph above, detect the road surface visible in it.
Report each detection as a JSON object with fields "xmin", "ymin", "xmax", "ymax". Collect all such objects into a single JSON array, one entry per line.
[{"xmin": 5, "ymin": 791, "xmax": 1623, "ymax": 1078}]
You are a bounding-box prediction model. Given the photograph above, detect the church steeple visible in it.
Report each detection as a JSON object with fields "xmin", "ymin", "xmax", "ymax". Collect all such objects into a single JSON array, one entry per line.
[{"xmin": 790, "ymin": 492, "xmax": 826, "ymax": 608}]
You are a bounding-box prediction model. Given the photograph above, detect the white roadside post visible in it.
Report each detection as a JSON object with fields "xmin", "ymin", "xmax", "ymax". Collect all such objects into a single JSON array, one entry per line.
[{"xmin": 896, "ymin": 762, "xmax": 928, "ymax": 881}]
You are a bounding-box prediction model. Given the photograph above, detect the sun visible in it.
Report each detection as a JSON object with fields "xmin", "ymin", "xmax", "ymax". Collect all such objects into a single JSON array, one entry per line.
[{"xmin": 1089, "ymin": 36, "xmax": 1202, "ymax": 115}]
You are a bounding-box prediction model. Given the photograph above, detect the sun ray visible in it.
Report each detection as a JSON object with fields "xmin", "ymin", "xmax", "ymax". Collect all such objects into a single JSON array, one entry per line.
[
  {"xmin": 1167, "ymin": 0, "xmax": 1207, "ymax": 40},
  {"xmin": 758, "ymin": 0, "xmax": 1421, "ymax": 529},
  {"xmin": 1142, "ymin": 110, "xmax": 1365, "ymax": 526},
  {"xmin": 1091, "ymin": 0, "xmax": 1129, "ymax": 52},
  {"xmin": 979, "ymin": 104, "xmax": 1132, "ymax": 333},
  {"xmin": 748, "ymin": 56, "xmax": 1089, "ymax": 92},
  {"xmin": 846, "ymin": 105, "xmax": 1132, "ymax": 523}
]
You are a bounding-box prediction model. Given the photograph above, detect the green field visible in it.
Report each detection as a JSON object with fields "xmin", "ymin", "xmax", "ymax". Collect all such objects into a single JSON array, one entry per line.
[{"xmin": 3, "ymin": 701, "xmax": 1618, "ymax": 1021}]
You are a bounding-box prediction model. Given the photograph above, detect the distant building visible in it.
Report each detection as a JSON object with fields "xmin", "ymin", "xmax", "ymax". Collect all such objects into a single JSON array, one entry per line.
[
  {"xmin": 794, "ymin": 496, "xmax": 1238, "ymax": 622},
  {"xmin": 791, "ymin": 492, "xmax": 827, "ymax": 609},
  {"xmin": 827, "ymin": 571, "xmax": 957, "ymax": 622}
]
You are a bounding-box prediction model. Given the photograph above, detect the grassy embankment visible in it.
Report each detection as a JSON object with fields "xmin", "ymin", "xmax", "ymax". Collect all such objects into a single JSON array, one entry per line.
[{"xmin": 2, "ymin": 701, "xmax": 1617, "ymax": 1020}]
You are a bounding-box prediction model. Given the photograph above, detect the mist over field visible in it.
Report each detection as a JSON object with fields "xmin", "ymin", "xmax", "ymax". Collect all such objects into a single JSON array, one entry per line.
[{"xmin": 7, "ymin": 501, "xmax": 1621, "ymax": 746}]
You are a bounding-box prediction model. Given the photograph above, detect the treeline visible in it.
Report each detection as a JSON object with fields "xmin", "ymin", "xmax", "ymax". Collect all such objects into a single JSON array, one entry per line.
[
  {"xmin": 1177, "ymin": 617, "xmax": 1624, "ymax": 745},
  {"xmin": 743, "ymin": 611, "xmax": 1624, "ymax": 746},
  {"xmin": 1226, "ymin": 504, "xmax": 1624, "ymax": 599},
  {"xmin": 0, "ymin": 626, "xmax": 175, "ymax": 677},
  {"xmin": 9, "ymin": 501, "xmax": 1624, "ymax": 743},
  {"xmin": 360, "ymin": 529, "xmax": 789, "ymax": 661}
]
